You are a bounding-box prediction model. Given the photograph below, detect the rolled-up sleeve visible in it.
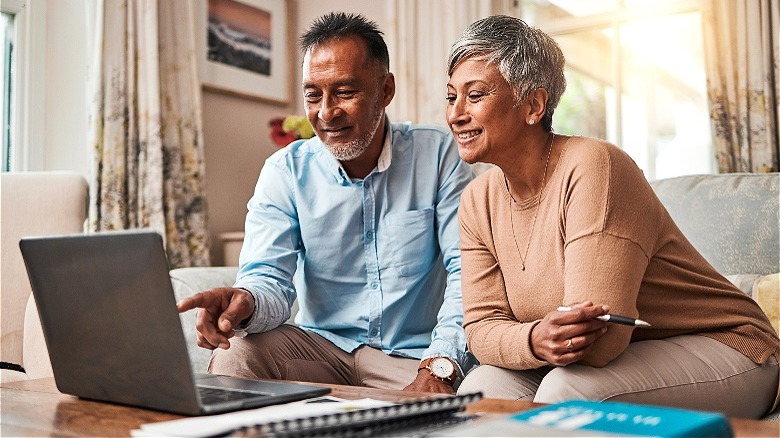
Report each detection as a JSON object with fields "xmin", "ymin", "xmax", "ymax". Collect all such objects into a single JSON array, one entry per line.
[{"xmin": 234, "ymin": 160, "xmax": 299, "ymax": 334}]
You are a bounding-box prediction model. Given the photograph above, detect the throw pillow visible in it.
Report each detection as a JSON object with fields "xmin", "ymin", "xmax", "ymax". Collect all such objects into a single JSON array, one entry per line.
[{"xmin": 753, "ymin": 273, "xmax": 779, "ymax": 335}]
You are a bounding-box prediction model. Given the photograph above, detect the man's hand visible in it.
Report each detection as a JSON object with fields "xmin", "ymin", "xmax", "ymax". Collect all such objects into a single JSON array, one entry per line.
[
  {"xmin": 176, "ymin": 287, "xmax": 254, "ymax": 350},
  {"xmin": 403, "ymin": 370, "xmax": 455, "ymax": 394}
]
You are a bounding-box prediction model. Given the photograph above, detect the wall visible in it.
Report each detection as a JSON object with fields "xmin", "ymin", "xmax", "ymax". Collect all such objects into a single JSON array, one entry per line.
[
  {"xmin": 43, "ymin": 0, "xmax": 91, "ymax": 175},
  {"xmin": 200, "ymin": 90, "xmax": 292, "ymax": 265},
  {"xmin": 203, "ymin": 0, "xmax": 387, "ymax": 265}
]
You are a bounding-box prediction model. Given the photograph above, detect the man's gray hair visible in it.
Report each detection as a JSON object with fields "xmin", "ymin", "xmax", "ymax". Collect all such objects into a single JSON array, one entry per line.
[{"xmin": 448, "ymin": 15, "xmax": 566, "ymax": 131}]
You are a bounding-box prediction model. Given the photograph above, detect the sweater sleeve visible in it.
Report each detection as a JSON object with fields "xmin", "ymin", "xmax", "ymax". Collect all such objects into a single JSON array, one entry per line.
[
  {"xmin": 459, "ymin": 176, "xmax": 548, "ymax": 370},
  {"xmin": 560, "ymin": 144, "xmax": 658, "ymax": 366}
]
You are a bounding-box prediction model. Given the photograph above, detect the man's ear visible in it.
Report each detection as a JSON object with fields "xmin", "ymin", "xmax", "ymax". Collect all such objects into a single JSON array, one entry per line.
[{"xmin": 383, "ymin": 72, "xmax": 396, "ymax": 106}]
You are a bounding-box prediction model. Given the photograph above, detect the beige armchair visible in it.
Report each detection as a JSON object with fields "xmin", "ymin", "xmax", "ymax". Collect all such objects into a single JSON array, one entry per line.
[{"xmin": 0, "ymin": 171, "xmax": 88, "ymax": 382}]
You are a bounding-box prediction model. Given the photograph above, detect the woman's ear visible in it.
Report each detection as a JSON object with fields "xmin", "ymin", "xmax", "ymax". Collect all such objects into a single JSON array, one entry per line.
[{"xmin": 527, "ymin": 88, "xmax": 549, "ymax": 123}]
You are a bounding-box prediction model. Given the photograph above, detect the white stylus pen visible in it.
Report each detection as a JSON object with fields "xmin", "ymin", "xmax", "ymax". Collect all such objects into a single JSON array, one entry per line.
[{"xmin": 557, "ymin": 306, "xmax": 651, "ymax": 327}]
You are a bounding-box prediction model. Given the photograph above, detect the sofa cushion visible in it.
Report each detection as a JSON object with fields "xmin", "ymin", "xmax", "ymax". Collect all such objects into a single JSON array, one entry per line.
[
  {"xmin": 650, "ymin": 173, "xmax": 779, "ymax": 276},
  {"xmin": 169, "ymin": 266, "xmax": 239, "ymax": 373}
]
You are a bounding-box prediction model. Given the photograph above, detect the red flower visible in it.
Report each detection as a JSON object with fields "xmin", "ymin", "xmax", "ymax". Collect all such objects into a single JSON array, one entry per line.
[
  {"xmin": 269, "ymin": 117, "xmax": 298, "ymax": 147},
  {"xmin": 269, "ymin": 116, "xmax": 315, "ymax": 147}
]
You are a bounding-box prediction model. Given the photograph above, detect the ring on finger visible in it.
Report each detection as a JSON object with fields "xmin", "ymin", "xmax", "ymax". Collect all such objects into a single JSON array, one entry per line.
[{"xmin": 566, "ymin": 338, "xmax": 573, "ymax": 350}]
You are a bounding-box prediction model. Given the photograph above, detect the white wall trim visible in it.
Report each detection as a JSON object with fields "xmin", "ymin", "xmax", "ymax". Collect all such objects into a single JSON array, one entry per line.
[{"xmin": 9, "ymin": 0, "xmax": 46, "ymax": 171}]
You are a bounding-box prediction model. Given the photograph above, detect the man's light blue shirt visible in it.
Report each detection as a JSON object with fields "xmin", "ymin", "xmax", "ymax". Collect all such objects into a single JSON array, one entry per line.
[{"xmin": 235, "ymin": 121, "xmax": 475, "ymax": 372}]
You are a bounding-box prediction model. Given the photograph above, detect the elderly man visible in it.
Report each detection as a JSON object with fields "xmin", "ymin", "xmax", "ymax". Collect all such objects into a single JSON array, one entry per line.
[{"xmin": 178, "ymin": 12, "xmax": 474, "ymax": 394}]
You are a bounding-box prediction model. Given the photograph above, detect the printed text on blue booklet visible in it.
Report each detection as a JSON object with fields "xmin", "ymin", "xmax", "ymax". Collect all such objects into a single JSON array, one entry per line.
[{"xmin": 510, "ymin": 400, "xmax": 733, "ymax": 437}]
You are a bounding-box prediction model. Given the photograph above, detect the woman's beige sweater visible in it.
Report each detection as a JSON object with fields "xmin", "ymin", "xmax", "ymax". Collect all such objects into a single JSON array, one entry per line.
[{"xmin": 459, "ymin": 136, "xmax": 778, "ymax": 376}]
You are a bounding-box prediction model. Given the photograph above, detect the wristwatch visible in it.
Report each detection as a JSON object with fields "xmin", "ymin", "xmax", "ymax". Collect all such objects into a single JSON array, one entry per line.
[{"xmin": 418, "ymin": 357, "xmax": 457, "ymax": 385}]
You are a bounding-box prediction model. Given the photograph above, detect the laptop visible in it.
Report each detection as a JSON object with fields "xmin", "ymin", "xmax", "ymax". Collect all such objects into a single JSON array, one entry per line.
[{"xmin": 19, "ymin": 229, "xmax": 330, "ymax": 416}]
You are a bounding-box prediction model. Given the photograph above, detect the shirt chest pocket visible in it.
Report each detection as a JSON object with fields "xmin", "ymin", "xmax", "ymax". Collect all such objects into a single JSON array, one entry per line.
[{"xmin": 380, "ymin": 208, "xmax": 436, "ymax": 277}]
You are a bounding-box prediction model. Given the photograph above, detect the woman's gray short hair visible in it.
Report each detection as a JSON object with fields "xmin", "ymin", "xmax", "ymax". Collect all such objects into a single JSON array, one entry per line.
[{"xmin": 448, "ymin": 15, "xmax": 566, "ymax": 131}]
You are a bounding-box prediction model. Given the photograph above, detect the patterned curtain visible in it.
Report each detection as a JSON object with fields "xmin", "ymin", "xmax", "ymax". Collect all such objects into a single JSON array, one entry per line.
[
  {"xmin": 88, "ymin": 0, "xmax": 210, "ymax": 267},
  {"xmin": 702, "ymin": 0, "xmax": 780, "ymax": 173}
]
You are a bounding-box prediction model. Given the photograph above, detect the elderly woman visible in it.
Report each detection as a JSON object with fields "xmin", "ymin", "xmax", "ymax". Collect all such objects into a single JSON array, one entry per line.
[{"xmin": 446, "ymin": 15, "xmax": 779, "ymax": 418}]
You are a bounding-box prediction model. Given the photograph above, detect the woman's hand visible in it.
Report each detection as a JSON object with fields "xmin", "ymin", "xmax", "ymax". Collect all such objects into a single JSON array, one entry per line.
[{"xmin": 530, "ymin": 301, "xmax": 610, "ymax": 366}]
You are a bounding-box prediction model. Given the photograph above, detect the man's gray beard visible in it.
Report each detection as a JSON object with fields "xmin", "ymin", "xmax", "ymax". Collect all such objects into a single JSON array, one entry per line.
[
  {"xmin": 327, "ymin": 137, "xmax": 371, "ymax": 161},
  {"xmin": 325, "ymin": 106, "xmax": 383, "ymax": 161}
]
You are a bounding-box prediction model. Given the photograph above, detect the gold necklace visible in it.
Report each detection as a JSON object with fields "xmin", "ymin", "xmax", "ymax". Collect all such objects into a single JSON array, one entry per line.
[{"xmin": 507, "ymin": 132, "xmax": 554, "ymax": 271}]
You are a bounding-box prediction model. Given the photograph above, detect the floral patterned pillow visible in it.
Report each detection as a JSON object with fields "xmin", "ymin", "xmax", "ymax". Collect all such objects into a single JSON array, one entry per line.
[
  {"xmin": 726, "ymin": 273, "xmax": 779, "ymax": 335},
  {"xmin": 754, "ymin": 273, "xmax": 779, "ymax": 335}
]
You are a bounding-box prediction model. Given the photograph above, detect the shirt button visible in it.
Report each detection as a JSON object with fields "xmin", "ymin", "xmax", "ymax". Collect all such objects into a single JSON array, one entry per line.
[
  {"xmin": 363, "ymin": 181, "xmax": 370, "ymax": 189},
  {"xmin": 370, "ymin": 281, "xmax": 379, "ymax": 289},
  {"xmin": 365, "ymin": 231, "xmax": 374, "ymax": 240},
  {"xmin": 370, "ymin": 329, "xmax": 378, "ymax": 337}
]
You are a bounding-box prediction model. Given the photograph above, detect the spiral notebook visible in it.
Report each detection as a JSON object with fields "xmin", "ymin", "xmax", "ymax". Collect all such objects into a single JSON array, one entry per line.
[
  {"xmin": 240, "ymin": 392, "xmax": 483, "ymax": 437},
  {"xmin": 135, "ymin": 392, "xmax": 483, "ymax": 437}
]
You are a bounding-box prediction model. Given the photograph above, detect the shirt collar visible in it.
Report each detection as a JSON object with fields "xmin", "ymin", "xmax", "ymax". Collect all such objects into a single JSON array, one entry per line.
[{"xmin": 376, "ymin": 119, "xmax": 393, "ymax": 173}]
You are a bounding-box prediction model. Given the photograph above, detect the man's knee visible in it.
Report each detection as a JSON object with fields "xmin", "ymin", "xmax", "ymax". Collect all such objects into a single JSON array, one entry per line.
[
  {"xmin": 208, "ymin": 325, "xmax": 302, "ymax": 380},
  {"xmin": 208, "ymin": 339, "xmax": 271, "ymax": 380}
]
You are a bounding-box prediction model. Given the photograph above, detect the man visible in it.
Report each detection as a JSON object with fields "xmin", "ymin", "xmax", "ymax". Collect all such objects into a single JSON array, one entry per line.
[{"xmin": 178, "ymin": 12, "xmax": 474, "ymax": 394}]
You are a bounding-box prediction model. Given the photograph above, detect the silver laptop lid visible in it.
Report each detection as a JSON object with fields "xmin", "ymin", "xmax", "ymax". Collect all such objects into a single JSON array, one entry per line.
[{"xmin": 20, "ymin": 230, "xmax": 204, "ymax": 414}]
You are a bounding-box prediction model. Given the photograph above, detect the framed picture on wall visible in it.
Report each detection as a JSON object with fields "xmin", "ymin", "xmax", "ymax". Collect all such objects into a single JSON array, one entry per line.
[{"xmin": 197, "ymin": 0, "xmax": 289, "ymax": 104}]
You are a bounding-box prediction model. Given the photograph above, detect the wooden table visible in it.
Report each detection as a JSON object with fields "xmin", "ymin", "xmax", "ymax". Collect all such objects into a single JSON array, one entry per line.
[{"xmin": 1, "ymin": 378, "xmax": 777, "ymax": 437}]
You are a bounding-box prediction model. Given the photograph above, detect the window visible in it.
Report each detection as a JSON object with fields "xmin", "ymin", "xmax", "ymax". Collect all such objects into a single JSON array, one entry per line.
[
  {"xmin": 1, "ymin": 10, "xmax": 13, "ymax": 172},
  {"xmin": 520, "ymin": 0, "xmax": 714, "ymax": 180}
]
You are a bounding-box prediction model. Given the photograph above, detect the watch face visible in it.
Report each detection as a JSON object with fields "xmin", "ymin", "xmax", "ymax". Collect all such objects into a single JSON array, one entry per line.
[{"xmin": 431, "ymin": 358, "xmax": 455, "ymax": 378}]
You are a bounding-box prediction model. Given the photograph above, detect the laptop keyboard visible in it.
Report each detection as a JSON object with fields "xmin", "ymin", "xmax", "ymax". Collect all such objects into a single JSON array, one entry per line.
[{"xmin": 197, "ymin": 385, "xmax": 270, "ymax": 404}]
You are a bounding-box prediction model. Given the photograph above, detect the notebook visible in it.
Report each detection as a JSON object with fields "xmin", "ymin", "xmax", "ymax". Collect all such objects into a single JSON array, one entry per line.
[
  {"xmin": 136, "ymin": 392, "xmax": 483, "ymax": 437},
  {"xmin": 242, "ymin": 392, "xmax": 482, "ymax": 437},
  {"xmin": 19, "ymin": 230, "xmax": 330, "ymax": 416}
]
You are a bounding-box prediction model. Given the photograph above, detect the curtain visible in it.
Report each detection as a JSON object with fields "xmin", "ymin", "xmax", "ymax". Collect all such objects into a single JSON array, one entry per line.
[
  {"xmin": 702, "ymin": 0, "xmax": 780, "ymax": 173},
  {"xmin": 88, "ymin": 0, "xmax": 210, "ymax": 267},
  {"xmin": 385, "ymin": 0, "xmax": 501, "ymax": 125}
]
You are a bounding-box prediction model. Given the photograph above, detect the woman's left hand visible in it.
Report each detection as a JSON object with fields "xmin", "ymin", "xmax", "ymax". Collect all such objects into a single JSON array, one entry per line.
[{"xmin": 529, "ymin": 301, "xmax": 610, "ymax": 366}]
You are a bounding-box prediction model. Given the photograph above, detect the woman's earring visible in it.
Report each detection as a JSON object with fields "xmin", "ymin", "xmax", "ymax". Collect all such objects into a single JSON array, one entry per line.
[{"xmin": 528, "ymin": 119, "xmax": 535, "ymax": 125}]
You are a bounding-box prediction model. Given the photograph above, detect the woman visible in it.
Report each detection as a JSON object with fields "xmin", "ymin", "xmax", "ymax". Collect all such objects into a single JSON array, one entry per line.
[{"xmin": 446, "ymin": 15, "xmax": 779, "ymax": 418}]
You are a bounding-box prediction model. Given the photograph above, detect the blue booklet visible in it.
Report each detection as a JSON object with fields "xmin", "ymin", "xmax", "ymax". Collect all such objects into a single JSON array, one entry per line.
[{"xmin": 435, "ymin": 399, "xmax": 733, "ymax": 437}]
